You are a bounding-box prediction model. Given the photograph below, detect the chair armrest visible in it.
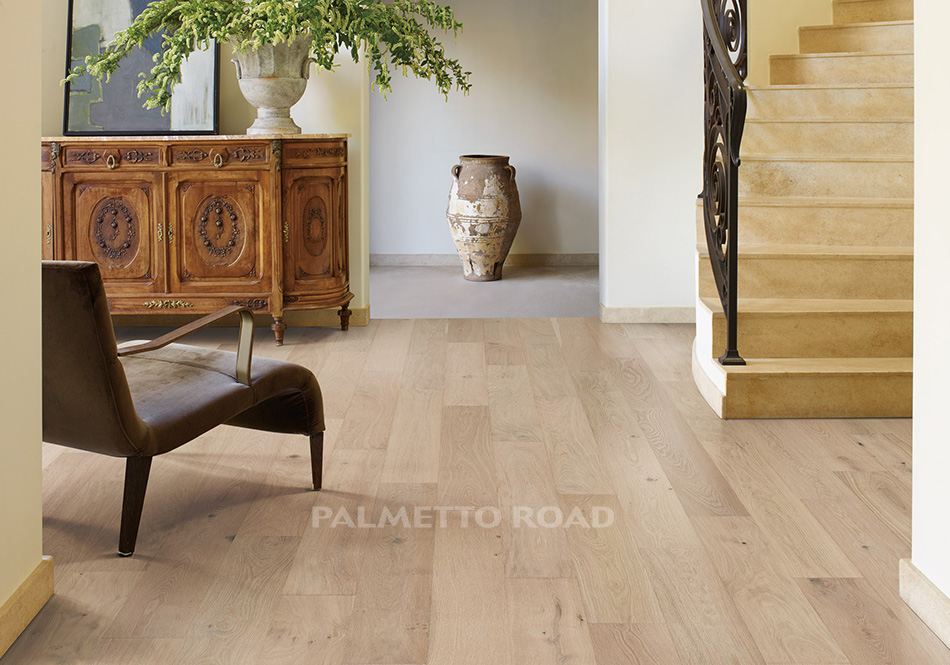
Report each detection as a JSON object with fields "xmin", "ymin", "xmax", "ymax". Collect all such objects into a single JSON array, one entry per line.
[{"xmin": 117, "ymin": 305, "xmax": 256, "ymax": 386}]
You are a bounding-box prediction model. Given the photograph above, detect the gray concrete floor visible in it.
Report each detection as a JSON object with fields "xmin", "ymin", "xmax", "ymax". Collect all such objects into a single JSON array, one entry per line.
[{"xmin": 369, "ymin": 265, "xmax": 600, "ymax": 319}]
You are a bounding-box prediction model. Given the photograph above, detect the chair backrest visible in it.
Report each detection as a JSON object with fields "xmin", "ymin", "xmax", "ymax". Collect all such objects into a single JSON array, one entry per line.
[{"xmin": 42, "ymin": 261, "xmax": 148, "ymax": 456}]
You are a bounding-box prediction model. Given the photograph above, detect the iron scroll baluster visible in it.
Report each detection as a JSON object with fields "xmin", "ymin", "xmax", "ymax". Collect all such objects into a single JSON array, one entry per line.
[{"xmin": 701, "ymin": 0, "xmax": 747, "ymax": 366}]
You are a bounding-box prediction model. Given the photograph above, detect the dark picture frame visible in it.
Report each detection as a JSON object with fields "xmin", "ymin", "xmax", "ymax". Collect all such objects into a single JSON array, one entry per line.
[{"xmin": 63, "ymin": 0, "xmax": 219, "ymax": 136}]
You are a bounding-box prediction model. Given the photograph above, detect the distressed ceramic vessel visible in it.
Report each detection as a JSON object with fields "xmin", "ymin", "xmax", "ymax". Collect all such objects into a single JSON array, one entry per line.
[
  {"xmin": 446, "ymin": 155, "xmax": 522, "ymax": 281},
  {"xmin": 231, "ymin": 35, "xmax": 313, "ymax": 134}
]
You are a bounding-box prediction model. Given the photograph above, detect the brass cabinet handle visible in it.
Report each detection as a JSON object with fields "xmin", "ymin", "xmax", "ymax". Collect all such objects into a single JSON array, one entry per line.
[
  {"xmin": 213, "ymin": 153, "xmax": 224, "ymax": 168},
  {"xmin": 283, "ymin": 222, "xmax": 290, "ymax": 243},
  {"xmin": 106, "ymin": 154, "xmax": 117, "ymax": 170},
  {"xmin": 168, "ymin": 223, "xmax": 174, "ymax": 243},
  {"xmin": 157, "ymin": 223, "xmax": 164, "ymax": 242}
]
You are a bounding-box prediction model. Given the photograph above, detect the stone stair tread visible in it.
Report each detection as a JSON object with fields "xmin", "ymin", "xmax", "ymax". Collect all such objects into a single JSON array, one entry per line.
[
  {"xmin": 742, "ymin": 153, "xmax": 913, "ymax": 163},
  {"xmin": 834, "ymin": 0, "xmax": 911, "ymax": 6},
  {"xmin": 772, "ymin": 50, "xmax": 913, "ymax": 59},
  {"xmin": 720, "ymin": 356, "xmax": 912, "ymax": 377},
  {"xmin": 693, "ymin": 8, "xmax": 913, "ymax": 418},
  {"xmin": 700, "ymin": 296, "xmax": 913, "ymax": 314},
  {"xmin": 747, "ymin": 82, "xmax": 912, "ymax": 91},
  {"xmin": 746, "ymin": 117, "xmax": 912, "ymax": 124},
  {"xmin": 802, "ymin": 19, "xmax": 913, "ymax": 30},
  {"xmin": 730, "ymin": 196, "xmax": 913, "ymax": 208},
  {"xmin": 697, "ymin": 243, "xmax": 913, "ymax": 258}
]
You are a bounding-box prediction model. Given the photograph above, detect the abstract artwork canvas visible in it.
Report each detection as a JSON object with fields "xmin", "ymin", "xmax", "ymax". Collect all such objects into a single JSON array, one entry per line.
[{"xmin": 64, "ymin": 0, "xmax": 219, "ymax": 135}]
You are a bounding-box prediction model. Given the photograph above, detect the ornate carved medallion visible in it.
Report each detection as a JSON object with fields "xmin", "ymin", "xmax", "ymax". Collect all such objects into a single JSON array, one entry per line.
[
  {"xmin": 72, "ymin": 150, "xmax": 102, "ymax": 165},
  {"xmin": 229, "ymin": 298, "xmax": 268, "ymax": 310},
  {"xmin": 174, "ymin": 148, "xmax": 209, "ymax": 163},
  {"xmin": 303, "ymin": 196, "xmax": 329, "ymax": 257},
  {"xmin": 289, "ymin": 147, "xmax": 345, "ymax": 160},
  {"xmin": 198, "ymin": 196, "xmax": 241, "ymax": 261},
  {"xmin": 92, "ymin": 197, "xmax": 136, "ymax": 261},
  {"xmin": 230, "ymin": 146, "xmax": 266, "ymax": 163},
  {"xmin": 123, "ymin": 149, "xmax": 156, "ymax": 164}
]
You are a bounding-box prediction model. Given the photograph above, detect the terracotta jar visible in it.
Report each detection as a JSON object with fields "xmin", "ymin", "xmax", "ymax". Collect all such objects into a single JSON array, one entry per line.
[{"xmin": 446, "ymin": 155, "xmax": 522, "ymax": 281}]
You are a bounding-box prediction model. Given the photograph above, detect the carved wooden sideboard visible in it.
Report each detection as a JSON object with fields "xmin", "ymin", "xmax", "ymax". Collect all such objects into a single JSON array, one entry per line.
[{"xmin": 41, "ymin": 135, "xmax": 352, "ymax": 344}]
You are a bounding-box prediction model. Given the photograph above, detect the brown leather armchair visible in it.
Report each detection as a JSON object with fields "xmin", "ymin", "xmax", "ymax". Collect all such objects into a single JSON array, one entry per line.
[{"xmin": 42, "ymin": 261, "xmax": 325, "ymax": 556}]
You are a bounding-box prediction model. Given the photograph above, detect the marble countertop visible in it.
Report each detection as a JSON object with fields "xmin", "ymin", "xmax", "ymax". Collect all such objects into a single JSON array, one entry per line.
[{"xmin": 42, "ymin": 133, "xmax": 350, "ymax": 141}]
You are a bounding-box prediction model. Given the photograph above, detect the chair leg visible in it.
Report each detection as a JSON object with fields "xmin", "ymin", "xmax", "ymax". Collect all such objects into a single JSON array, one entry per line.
[
  {"xmin": 118, "ymin": 456, "xmax": 152, "ymax": 557},
  {"xmin": 310, "ymin": 432, "xmax": 324, "ymax": 491}
]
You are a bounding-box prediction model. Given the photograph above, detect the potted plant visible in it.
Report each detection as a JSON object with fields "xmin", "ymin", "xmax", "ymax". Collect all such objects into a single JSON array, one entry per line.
[{"xmin": 66, "ymin": 0, "xmax": 472, "ymax": 134}]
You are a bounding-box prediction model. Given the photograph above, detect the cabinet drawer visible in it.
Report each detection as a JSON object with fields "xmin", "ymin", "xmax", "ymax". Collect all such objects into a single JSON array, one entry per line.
[
  {"xmin": 170, "ymin": 143, "xmax": 271, "ymax": 169},
  {"xmin": 62, "ymin": 145, "xmax": 162, "ymax": 169},
  {"xmin": 282, "ymin": 141, "xmax": 347, "ymax": 167}
]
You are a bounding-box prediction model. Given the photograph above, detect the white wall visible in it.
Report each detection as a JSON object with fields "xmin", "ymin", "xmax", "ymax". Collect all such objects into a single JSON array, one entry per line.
[
  {"xmin": 599, "ymin": 0, "xmax": 701, "ymax": 318},
  {"xmin": 369, "ymin": 0, "xmax": 599, "ymax": 257},
  {"xmin": 912, "ymin": 0, "xmax": 950, "ymax": 601},
  {"xmin": 1, "ymin": 0, "xmax": 44, "ymax": 607}
]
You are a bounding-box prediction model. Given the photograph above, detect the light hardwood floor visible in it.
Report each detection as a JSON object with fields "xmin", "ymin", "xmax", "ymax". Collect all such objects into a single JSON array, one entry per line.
[{"xmin": 5, "ymin": 319, "xmax": 947, "ymax": 664}]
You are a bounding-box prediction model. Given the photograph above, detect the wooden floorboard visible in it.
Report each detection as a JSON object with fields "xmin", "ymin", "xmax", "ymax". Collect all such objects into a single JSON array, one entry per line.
[{"xmin": 13, "ymin": 319, "xmax": 947, "ymax": 664}]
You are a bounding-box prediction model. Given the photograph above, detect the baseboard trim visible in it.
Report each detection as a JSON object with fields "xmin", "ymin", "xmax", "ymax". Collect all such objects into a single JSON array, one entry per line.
[
  {"xmin": 371, "ymin": 253, "xmax": 599, "ymax": 267},
  {"xmin": 113, "ymin": 305, "xmax": 371, "ymax": 329},
  {"xmin": 900, "ymin": 559, "xmax": 950, "ymax": 649},
  {"xmin": 692, "ymin": 338, "xmax": 725, "ymax": 417},
  {"xmin": 0, "ymin": 556, "xmax": 53, "ymax": 658},
  {"xmin": 600, "ymin": 305, "xmax": 695, "ymax": 324},
  {"xmin": 284, "ymin": 305, "xmax": 370, "ymax": 328}
]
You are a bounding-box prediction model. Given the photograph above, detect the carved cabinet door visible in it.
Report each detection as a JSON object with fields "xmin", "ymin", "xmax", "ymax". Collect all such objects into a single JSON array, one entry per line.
[
  {"xmin": 63, "ymin": 173, "xmax": 164, "ymax": 293},
  {"xmin": 169, "ymin": 174, "xmax": 271, "ymax": 294},
  {"xmin": 282, "ymin": 167, "xmax": 348, "ymax": 300}
]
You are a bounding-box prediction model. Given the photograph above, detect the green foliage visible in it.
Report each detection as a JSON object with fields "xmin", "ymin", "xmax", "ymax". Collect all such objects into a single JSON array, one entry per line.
[{"xmin": 65, "ymin": 0, "xmax": 472, "ymax": 112}]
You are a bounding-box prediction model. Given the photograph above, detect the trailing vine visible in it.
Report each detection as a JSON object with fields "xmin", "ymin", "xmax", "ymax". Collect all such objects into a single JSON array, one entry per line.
[{"xmin": 65, "ymin": 0, "xmax": 472, "ymax": 112}]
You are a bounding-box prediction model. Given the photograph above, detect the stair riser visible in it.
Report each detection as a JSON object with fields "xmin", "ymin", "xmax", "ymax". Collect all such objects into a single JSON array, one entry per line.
[
  {"xmin": 744, "ymin": 121, "xmax": 913, "ymax": 156},
  {"xmin": 697, "ymin": 255, "xmax": 913, "ymax": 299},
  {"xmin": 800, "ymin": 22, "xmax": 913, "ymax": 53},
  {"xmin": 723, "ymin": 372, "xmax": 912, "ymax": 418},
  {"xmin": 695, "ymin": 204, "xmax": 914, "ymax": 247},
  {"xmin": 771, "ymin": 53, "xmax": 913, "ymax": 85},
  {"xmin": 740, "ymin": 160, "xmax": 912, "ymax": 199},
  {"xmin": 709, "ymin": 310, "xmax": 912, "ymax": 358},
  {"xmin": 747, "ymin": 87, "xmax": 913, "ymax": 120},
  {"xmin": 834, "ymin": 0, "xmax": 913, "ymax": 24}
]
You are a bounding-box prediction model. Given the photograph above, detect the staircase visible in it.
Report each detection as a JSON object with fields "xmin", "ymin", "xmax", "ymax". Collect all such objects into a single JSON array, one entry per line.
[{"xmin": 693, "ymin": 0, "xmax": 913, "ymax": 419}]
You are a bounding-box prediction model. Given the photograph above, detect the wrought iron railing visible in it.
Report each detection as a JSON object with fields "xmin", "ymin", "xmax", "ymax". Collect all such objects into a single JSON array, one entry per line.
[{"xmin": 702, "ymin": 0, "xmax": 747, "ymax": 365}]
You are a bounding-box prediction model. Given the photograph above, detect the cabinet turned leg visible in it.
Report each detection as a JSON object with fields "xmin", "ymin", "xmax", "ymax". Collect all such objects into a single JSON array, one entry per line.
[
  {"xmin": 338, "ymin": 304, "xmax": 351, "ymax": 331},
  {"xmin": 271, "ymin": 316, "xmax": 287, "ymax": 346}
]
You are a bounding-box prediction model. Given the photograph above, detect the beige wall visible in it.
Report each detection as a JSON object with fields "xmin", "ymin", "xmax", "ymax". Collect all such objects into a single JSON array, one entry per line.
[
  {"xmin": 1, "ymin": 0, "xmax": 44, "ymax": 606},
  {"xmin": 41, "ymin": 3, "xmax": 369, "ymax": 309},
  {"xmin": 748, "ymin": 0, "xmax": 832, "ymax": 85}
]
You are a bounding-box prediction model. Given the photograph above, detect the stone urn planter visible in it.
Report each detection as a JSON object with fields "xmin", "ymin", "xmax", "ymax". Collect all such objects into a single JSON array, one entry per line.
[
  {"xmin": 446, "ymin": 155, "xmax": 522, "ymax": 281},
  {"xmin": 231, "ymin": 35, "xmax": 314, "ymax": 134}
]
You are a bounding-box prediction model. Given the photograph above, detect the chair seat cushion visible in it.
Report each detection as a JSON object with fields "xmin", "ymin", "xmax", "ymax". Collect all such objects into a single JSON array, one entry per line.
[{"xmin": 121, "ymin": 343, "xmax": 323, "ymax": 456}]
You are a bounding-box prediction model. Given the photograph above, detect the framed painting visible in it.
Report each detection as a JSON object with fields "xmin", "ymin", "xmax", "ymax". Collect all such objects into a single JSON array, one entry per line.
[{"xmin": 63, "ymin": 0, "xmax": 219, "ymax": 136}]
